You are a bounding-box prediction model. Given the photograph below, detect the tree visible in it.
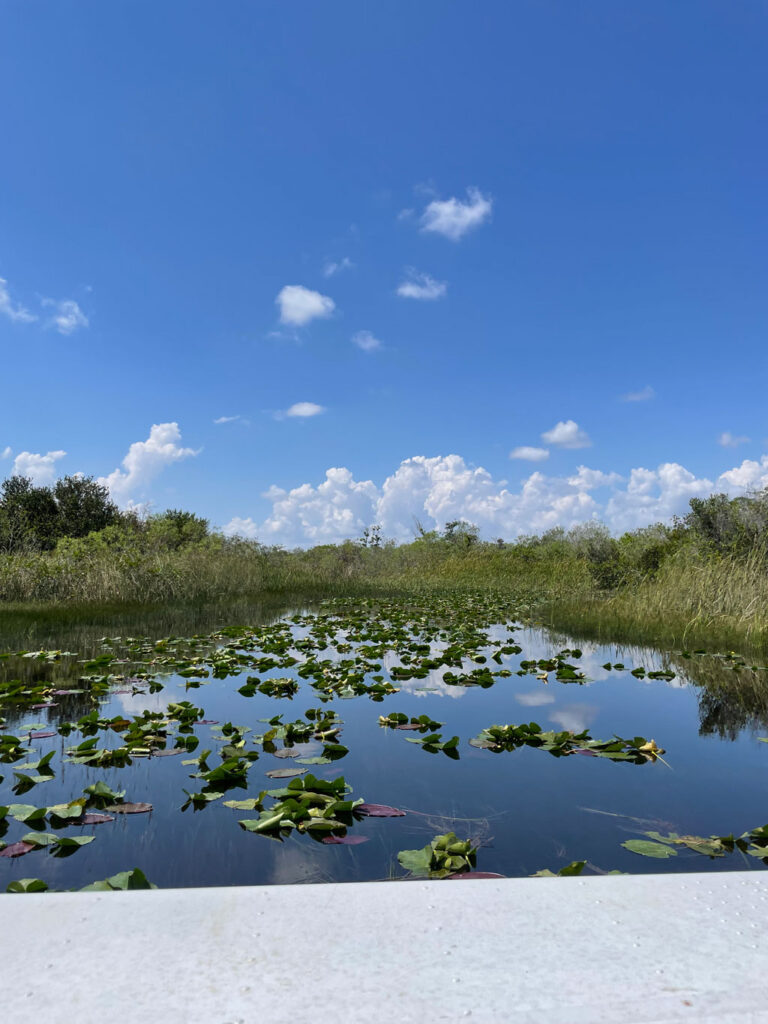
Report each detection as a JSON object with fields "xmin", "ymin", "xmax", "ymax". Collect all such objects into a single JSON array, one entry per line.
[
  {"xmin": 443, "ymin": 520, "xmax": 479, "ymax": 548},
  {"xmin": 0, "ymin": 476, "xmax": 59, "ymax": 552},
  {"xmin": 53, "ymin": 476, "xmax": 121, "ymax": 539}
]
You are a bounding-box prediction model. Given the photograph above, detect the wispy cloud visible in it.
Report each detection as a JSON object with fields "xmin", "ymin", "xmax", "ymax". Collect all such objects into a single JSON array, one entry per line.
[
  {"xmin": 396, "ymin": 269, "xmax": 447, "ymax": 301},
  {"xmin": 213, "ymin": 415, "xmax": 242, "ymax": 425},
  {"xmin": 1, "ymin": 446, "xmax": 11, "ymax": 460},
  {"xmin": 718, "ymin": 432, "xmax": 750, "ymax": 448},
  {"xmin": 44, "ymin": 298, "xmax": 89, "ymax": 335},
  {"xmin": 352, "ymin": 330, "xmax": 382, "ymax": 352},
  {"xmin": 419, "ymin": 187, "xmax": 492, "ymax": 241},
  {"xmin": 0, "ymin": 277, "xmax": 37, "ymax": 324},
  {"xmin": 541, "ymin": 420, "xmax": 592, "ymax": 449},
  {"xmin": 276, "ymin": 285, "xmax": 335, "ymax": 326},
  {"xmin": 510, "ymin": 446, "xmax": 549, "ymax": 462},
  {"xmin": 277, "ymin": 402, "xmax": 326, "ymax": 420},
  {"xmin": 322, "ymin": 257, "xmax": 354, "ymax": 278},
  {"xmin": 621, "ymin": 385, "xmax": 655, "ymax": 403}
]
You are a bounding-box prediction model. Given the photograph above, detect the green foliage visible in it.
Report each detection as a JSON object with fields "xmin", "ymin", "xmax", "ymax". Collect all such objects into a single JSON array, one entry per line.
[{"xmin": 397, "ymin": 832, "xmax": 478, "ymax": 878}]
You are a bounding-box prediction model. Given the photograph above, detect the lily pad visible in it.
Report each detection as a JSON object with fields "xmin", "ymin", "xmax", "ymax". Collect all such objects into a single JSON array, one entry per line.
[{"xmin": 621, "ymin": 839, "xmax": 677, "ymax": 859}]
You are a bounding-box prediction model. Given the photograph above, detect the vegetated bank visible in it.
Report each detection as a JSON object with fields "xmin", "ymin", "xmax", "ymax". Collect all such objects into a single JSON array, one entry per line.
[{"xmin": 1, "ymin": 473, "xmax": 767, "ymax": 649}]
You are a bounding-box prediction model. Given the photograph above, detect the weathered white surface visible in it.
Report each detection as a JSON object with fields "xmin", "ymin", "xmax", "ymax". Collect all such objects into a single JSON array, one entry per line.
[{"xmin": 2, "ymin": 872, "xmax": 768, "ymax": 1023}]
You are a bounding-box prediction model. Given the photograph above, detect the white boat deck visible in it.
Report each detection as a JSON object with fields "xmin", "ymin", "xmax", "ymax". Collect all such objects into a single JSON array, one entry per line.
[{"xmin": 3, "ymin": 871, "xmax": 767, "ymax": 1023}]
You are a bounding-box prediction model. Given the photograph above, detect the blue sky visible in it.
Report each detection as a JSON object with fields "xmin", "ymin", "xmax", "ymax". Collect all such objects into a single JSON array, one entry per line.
[{"xmin": 1, "ymin": 1, "xmax": 767, "ymax": 545}]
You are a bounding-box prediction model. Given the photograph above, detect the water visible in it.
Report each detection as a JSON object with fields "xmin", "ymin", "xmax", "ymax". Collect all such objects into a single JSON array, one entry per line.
[{"xmin": 1, "ymin": 597, "xmax": 767, "ymax": 890}]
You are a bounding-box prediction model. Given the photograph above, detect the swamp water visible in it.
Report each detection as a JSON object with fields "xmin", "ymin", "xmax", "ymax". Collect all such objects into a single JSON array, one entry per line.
[{"xmin": 1, "ymin": 593, "xmax": 767, "ymax": 891}]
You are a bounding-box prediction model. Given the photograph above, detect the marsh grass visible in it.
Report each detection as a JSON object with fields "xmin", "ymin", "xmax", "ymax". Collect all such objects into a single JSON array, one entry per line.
[
  {"xmin": 546, "ymin": 547, "xmax": 768, "ymax": 651},
  {"xmin": 1, "ymin": 527, "xmax": 767, "ymax": 652}
]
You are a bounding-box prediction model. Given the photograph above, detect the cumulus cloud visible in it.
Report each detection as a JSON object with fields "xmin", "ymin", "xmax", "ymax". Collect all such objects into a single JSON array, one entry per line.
[
  {"xmin": 352, "ymin": 330, "xmax": 381, "ymax": 352},
  {"xmin": 98, "ymin": 422, "xmax": 199, "ymax": 505},
  {"xmin": 223, "ymin": 448, "xmax": 768, "ymax": 548},
  {"xmin": 396, "ymin": 269, "xmax": 447, "ymax": 300},
  {"xmin": 541, "ymin": 420, "xmax": 591, "ymax": 449},
  {"xmin": 323, "ymin": 257, "xmax": 354, "ymax": 277},
  {"xmin": 621, "ymin": 385, "xmax": 655, "ymax": 402},
  {"xmin": 510, "ymin": 446, "xmax": 549, "ymax": 462},
  {"xmin": 0, "ymin": 278, "xmax": 37, "ymax": 324},
  {"xmin": 419, "ymin": 187, "xmax": 493, "ymax": 241},
  {"xmin": 12, "ymin": 449, "xmax": 67, "ymax": 485},
  {"xmin": 276, "ymin": 285, "xmax": 335, "ymax": 326},
  {"xmin": 44, "ymin": 298, "xmax": 89, "ymax": 335},
  {"xmin": 280, "ymin": 402, "xmax": 325, "ymax": 419},
  {"xmin": 718, "ymin": 432, "xmax": 750, "ymax": 448}
]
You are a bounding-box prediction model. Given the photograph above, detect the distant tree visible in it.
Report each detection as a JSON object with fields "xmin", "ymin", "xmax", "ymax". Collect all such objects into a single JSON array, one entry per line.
[
  {"xmin": 145, "ymin": 509, "xmax": 210, "ymax": 550},
  {"xmin": 53, "ymin": 475, "xmax": 121, "ymax": 539},
  {"xmin": 0, "ymin": 476, "xmax": 60, "ymax": 552},
  {"xmin": 443, "ymin": 520, "xmax": 480, "ymax": 548},
  {"xmin": 358, "ymin": 524, "xmax": 383, "ymax": 548}
]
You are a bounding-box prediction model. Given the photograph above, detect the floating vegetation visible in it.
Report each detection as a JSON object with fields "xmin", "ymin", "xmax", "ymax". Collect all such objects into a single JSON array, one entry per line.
[
  {"xmin": 469, "ymin": 723, "xmax": 665, "ymax": 764},
  {"xmin": 1, "ymin": 590, "xmax": 768, "ymax": 890},
  {"xmin": 397, "ymin": 832, "xmax": 478, "ymax": 878},
  {"xmin": 622, "ymin": 825, "xmax": 768, "ymax": 862}
]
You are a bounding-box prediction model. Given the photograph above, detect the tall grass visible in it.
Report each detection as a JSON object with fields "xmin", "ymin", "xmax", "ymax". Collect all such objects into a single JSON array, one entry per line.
[
  {"xmin": 1, "ymin": 530, "xmax": 767, "ymax": 652},
  {"xmin": 546, "ymin": 547, "xmax": 768, "ymax": 649}
]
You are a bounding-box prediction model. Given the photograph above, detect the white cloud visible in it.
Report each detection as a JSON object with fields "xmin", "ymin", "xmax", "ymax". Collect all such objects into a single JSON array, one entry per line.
[
  {"xmin": 276, "ymin": 285, "xmax": 335, "ymax": 326},
  {"xmin": 98, "ymin": 422, "xmax": 199, "ymax": 505},
  {"xmin": 13, "ymin": 450, "xmax": 67, "ymax": 485},
  {"xmin": 717, "ymin": 455, "xmax": 768, "ymax": 492},
  {"xmin": 44, "ymin": 298, "xmax": 88, "ymax": 335},
  {"xmin": 281, "ymin": 402, "xmax": 325, "ymax": 419},
  {"xmin": 567, "ymin": 467, "xmax": 622, "ymax": 490},
  {"xmin": 510, "ymin": 446, "xmax": 549, "ymax": 462},
  {"xmin": 0, "ymin": 278, "xmax": 37, "ymax": 324},
  {"xmin": 396, "ymin": 269, "xmax": 447, "ymax": 301},
  {"xmin": 352, "ymin": 330, "xmax": 382, "ymax": 352},
  {"xmin": 718, "ymin": 431, "xmax": 750, "ymax": 448},
  {"xmin": 322, "ymin": 257, "xmax": 354, "ymax": 277},
  {"xmin": 621, "ymin": 385, "xmax": 655, "ymax": 402},
  {"xmin": 225, "ymin": 447, "xmax": 768, "ymax": 548},
  {"xmin": 1, "ymin": 446, "xmax": 11, "ymax": 459},
  {"xmin": 213, "ymin": 415, "xmax": 241, "ymax": 425},
  {"xmin": 419, "ymin": 187, "xmax": 492, "ymax": 241},
  {"xmin": 541, "ymin": 420, "xmax": 591, "ymax": 449}
]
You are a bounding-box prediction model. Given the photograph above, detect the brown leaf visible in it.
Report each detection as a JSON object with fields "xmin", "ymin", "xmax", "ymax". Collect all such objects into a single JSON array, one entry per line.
[
  {"xmin": 0, "ymin": 841, "xmax": 36, "ymax": 858},
  {"xmin": 30, "ymin": 702, "xmax": 58, "ymax": 710},
  {"xmin": 30, "ymin": 731, "xmax": 56, "ymax": 739},
  {"xmin": 273, "ymin": 748, "xmax": 301, "ymax": 759},
  {"xmin": 82, "ymin": 813, "xmax": 115, "ymax": 825},
  {"xmin": 321, "ymin": 835, "xmax": 369, "ymax": 845},
  {"xmin": 152, "ymin": 748, "xmax": 183, "ymax": 757},
  {"xmin": 265, "ymin": 768, "xmax": 307, "ymax": 779},
  {"xmin": 105, "ymin": 802, "xmax": 153, "ymax": 814},
  {"xmin": 356, "ymin": 803, "xmax": 406, "ymax": 817}
]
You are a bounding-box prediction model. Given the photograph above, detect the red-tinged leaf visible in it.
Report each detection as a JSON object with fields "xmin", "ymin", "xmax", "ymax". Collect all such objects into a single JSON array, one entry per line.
[
  {"xmin": 30, "ymin": 703, "xmax": 58, "ymax": 710},
  {"xmin": 82, "ymin": 813, "xmax": 115, "ymax": 825},
  {"xmin": 321, "ymin": 835, "xmax": 369, "ymax": 845},
  {"xmin": 30, "ymin": 731, "xmax": 56, "ymax": 739},
  {"xmin": 52, "ymin": 689, "xmax": 77, "ymax": 696},
  {"xmin": 357, "ymin": 803, "xmax": 406, "ymax": 817},
  {"xmin": 199, "ymin": 720, "xmax": 219, "ymax": 725},
  {"xmin": 105, "ymin": 802, "xmax": 152, "ymax": 814},
  {"xmin": 0, "ymin": 841, "xmax": 36, "ymax": 858},
  {"xmin": 446, "ymin": 872, "xmax": 506, "ymax": 880},
  {"xmin": 570, "ymin": 749, "xmax": 598, "ymax": 758}
]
